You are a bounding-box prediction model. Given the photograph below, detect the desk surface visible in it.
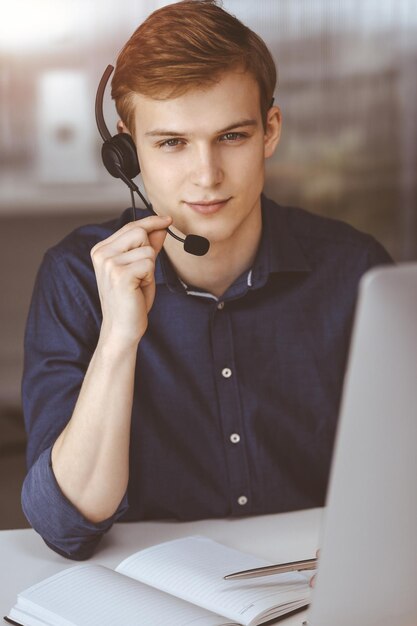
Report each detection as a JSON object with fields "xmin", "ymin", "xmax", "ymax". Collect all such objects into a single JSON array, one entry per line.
[{"xmin": 0, "ymin": 507, "xmax": 323, "ymax": 624}]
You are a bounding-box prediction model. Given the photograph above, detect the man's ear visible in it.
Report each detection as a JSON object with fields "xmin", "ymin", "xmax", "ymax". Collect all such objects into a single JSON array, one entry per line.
[
  {"xmin": 117, "ymin": 120, "xmax": 130, "ymax": 134},
  {"xmin": 264, "ymin": 106, "xmax": 282, "ymax": 159}
]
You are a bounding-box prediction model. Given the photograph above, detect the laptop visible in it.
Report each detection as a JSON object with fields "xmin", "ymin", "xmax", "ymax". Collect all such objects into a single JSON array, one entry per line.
[{"xmin": 307, "ymin": 263, "xmax": 417, "ymax": 626}]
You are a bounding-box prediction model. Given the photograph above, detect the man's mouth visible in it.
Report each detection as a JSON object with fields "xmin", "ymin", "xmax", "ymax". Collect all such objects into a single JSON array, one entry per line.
[{"xmin": 185, "ymin": 198, "xmax": 231, "ymax": 214}]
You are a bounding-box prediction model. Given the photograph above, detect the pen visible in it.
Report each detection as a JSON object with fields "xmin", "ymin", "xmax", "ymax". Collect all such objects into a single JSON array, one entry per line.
[{"xmin": 224, "ymin": 557, "xmax": 317, "ymax": 580}]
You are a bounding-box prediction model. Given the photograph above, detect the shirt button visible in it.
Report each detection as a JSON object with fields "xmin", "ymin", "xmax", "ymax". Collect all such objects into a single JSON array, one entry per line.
[
  {"xmin": 238, "ymin": 495, "xmax": 248, "ymax": 506},
  {"xmin": 230, "ymin": 433, "xmax": 240, "ymax": 444},
  {"xmin": 217, "ymin": 301, "xmax": 225, "ymax": 310},
  {"xmin": 222, "ymin": 368, "xmax": 232, "ymax": 378}
]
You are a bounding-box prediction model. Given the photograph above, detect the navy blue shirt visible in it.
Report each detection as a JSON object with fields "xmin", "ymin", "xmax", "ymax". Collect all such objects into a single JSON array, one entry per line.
[{"xmin": 21, "ymin": 196, "xmax": 392, "ymax": 559}]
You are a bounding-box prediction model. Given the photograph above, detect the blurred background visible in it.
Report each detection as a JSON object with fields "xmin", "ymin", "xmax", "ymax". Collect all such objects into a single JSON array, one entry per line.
[{"xmin": 1, "ymin": 0, "xmax": 416, "ymax": 529}]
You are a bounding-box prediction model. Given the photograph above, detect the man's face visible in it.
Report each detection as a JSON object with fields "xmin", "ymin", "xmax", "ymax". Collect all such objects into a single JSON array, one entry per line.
[{"xmin": 131, "ymin": 70, "xmax": 281, "ymax": 247}]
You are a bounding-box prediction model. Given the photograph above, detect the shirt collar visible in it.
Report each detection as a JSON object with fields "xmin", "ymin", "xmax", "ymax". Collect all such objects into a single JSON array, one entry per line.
[
  {"xmin": 250, "ymin": 195, "xmax": 311, "ymax": 289},
  {"xmin": 155, "ymin": 248, "xmax": 185, "ymax": 292},
  {"xmin": 154, "ymin": 194, "xmax": 311, "ymax": 292}
]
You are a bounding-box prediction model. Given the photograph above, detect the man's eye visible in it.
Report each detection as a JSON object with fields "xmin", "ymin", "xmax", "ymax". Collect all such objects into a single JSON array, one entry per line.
[
  {"xmin": 159, "ymin": 138, "xmax": 183, "ymax": 148},
  {"xmin": 221, "ymin": 132, "xmax": 245, "ymax": 142}
]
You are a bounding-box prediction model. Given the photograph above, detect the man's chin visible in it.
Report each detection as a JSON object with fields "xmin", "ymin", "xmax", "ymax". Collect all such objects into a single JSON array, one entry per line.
[
  {"xmin": 191, "ymin": 228, "xmax": 236, "ymax": 248},
  {"xmin": 168, "ymin": 219, "xmax": 228, "ymax": 245}
]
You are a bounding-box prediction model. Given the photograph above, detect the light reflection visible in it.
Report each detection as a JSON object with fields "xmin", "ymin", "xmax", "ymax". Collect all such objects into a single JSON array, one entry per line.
[
  {"xmin": 0, "ymin": 0, "xmax": 82, "ymax": 52},
  {"xmin": 37, "ymin": 71, "xmax": 98, "ymax": 183}
]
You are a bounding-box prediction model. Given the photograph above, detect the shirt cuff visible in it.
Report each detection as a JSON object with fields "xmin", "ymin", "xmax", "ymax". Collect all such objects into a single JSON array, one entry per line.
[{"xmin": 21, "ymin": 447, "xmax": 129, "ymax": 560}]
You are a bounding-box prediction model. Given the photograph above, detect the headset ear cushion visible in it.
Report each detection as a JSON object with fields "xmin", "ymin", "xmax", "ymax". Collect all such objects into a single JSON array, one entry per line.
[{"xmin": 101, "ymin": 133, "xmax": 140, "ymax": 180}]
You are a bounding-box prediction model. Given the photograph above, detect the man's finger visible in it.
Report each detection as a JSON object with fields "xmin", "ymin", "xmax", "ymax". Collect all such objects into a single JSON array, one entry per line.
[
  {"xmin": 92, "ymin": 215, "xmax": 172, "ymax": 252},
  {"xmin": 92, "ymin": 216, "xmax": 172, "ymax": 258},
  {"xmin": 112, "ymin": 245, "xmax": 156, "ymax": 267},
  {"xmin": 148, "ymin": 226, "xmax": 170, "ymax": 256}
]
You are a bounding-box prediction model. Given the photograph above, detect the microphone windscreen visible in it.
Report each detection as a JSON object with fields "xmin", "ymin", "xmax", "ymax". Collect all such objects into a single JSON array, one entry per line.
[{"xmin": 184, "ymin": 234, "xmax": 210, "ymax": 256}]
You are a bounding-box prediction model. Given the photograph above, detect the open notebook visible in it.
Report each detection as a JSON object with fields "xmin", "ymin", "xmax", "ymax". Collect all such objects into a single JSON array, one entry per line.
[{"xmin": 6, "ymin": 536, "xmax": 313, "ymax": 626}]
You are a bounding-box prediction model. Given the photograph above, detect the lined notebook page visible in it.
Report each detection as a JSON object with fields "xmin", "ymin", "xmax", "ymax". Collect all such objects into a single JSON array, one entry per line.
[
  {"xmin": 116, "ymin": 536, "xmax": 311, "ymax": 625},
  {"xmin": 9, "ymin": 564, "xmax": 236, "ymax": 626}
]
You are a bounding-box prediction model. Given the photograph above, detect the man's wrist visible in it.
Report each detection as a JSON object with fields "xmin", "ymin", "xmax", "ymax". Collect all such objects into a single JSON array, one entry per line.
[{"xmin": 96, "ymin": 329, "xmax": 142, "ymax": 360}]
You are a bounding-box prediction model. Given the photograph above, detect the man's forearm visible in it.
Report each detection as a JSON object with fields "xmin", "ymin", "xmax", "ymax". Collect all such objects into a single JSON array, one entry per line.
[{"xmin": 51, "ymin": 336, "xmax": 138, "ymax": 523}]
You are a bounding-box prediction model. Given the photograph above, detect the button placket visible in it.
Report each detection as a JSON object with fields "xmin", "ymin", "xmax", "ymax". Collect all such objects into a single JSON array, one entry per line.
[{"xmin": 210, "ymin": 301, "xmax": 252, "ymax": 515}]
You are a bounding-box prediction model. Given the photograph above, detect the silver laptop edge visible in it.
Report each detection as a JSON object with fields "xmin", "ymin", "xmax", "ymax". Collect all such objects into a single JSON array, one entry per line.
[{"xmin": 307, "ymin": 263, "xmax": 417, "ymax": 626}]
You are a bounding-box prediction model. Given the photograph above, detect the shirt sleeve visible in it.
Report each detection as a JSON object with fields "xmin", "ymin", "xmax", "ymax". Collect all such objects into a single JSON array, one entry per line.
[
  {"xmin": 365, "ymin": 234, "xmax": 394, "ymax": 268},
  {"xmin": 22, "ymin": 447, "xmax": 128, "ymax": 560},
  {"xmin": 21, "ymin": 247, "xmax": 129, "ymax": 560}
]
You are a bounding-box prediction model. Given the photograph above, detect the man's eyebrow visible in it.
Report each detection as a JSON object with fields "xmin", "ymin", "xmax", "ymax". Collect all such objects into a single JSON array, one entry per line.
[
  {"xmin": 219, "ymin": 119, "xmax": 258, "ymax": 133},
  {"xmin": 145, "ymin": 129, "xmax": 185, "ymax": 137},
  {"xmin": 145, "ymin": 119, "xmax": 258, "ymax": 137}
]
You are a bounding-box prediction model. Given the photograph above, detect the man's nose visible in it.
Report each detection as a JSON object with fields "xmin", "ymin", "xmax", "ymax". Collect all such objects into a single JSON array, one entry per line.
[{"xmin": 190, "ymin": 146, "xmax": 223, "ymax": 188}]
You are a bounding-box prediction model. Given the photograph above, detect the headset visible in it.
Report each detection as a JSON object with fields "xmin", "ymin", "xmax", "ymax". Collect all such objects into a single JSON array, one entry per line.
[{"xmin": 95, "ymin": 64, "xmax": 210, "ymax": 256}]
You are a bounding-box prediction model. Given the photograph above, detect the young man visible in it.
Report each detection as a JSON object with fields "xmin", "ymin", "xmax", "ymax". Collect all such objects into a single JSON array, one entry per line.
[{"xmin": 21, "ymin": 0, "xmax": 392, "ymax": 560}]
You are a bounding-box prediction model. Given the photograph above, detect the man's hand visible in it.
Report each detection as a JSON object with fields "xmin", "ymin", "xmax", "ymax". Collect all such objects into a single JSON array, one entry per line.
[
  {"xmin": 91, "ymin": 215, "xmax": 172, "ymax": 347},
  {"xmin": 51, "ymin": 215, "xmax": 172, "ymax": 524}
]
